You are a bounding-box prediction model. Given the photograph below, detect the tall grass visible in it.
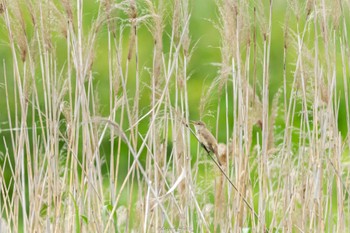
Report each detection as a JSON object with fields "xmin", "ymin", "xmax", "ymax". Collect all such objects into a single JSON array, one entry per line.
[{"xmin": 0, "ymin": 0, "xmax": 350, "ymax": 232}]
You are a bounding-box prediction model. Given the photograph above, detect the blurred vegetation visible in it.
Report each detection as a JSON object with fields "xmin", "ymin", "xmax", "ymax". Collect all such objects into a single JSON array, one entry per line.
[
  {"xmin": 0, "ymin": 0, "xmax": 350, "ymax": 231},
  {"xmin": 1, "ymin": 0, "xmax": 349, "ymax": 140}
]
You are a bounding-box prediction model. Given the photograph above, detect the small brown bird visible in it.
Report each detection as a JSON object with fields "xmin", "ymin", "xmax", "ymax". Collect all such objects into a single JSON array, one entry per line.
[{"xmin": 192, "ymin": 121, "xmax": 221, "ymax": 165}]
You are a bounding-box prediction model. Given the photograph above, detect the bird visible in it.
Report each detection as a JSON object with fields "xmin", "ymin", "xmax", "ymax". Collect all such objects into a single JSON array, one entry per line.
[{"xmin": 192, "ymin": 121, "xmax": 221, "ymax": 165}]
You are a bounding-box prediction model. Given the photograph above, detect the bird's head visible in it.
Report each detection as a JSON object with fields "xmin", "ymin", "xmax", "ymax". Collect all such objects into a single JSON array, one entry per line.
[{"xmin": 192, "ymin": 121, "xmax": 206, "ymax": 130}]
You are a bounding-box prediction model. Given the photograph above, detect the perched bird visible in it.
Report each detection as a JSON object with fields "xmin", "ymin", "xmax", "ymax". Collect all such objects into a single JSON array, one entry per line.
[{"xmin": 192, "ymin": 121, "xmax": 221, "ymax": 165}]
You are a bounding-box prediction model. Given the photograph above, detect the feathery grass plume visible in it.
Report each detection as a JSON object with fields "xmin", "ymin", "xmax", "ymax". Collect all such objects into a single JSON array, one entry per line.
[
  {"xmin": 289, "ymin": 0, "xmax": 302, "ymax": 22},
  {"xmin": 60, "ymin": 0, "xmax": 73, "ymax": 24},
  {"xmin": 127, "ymin": 0, "xmax": 137, "ymax": 61},
  {"xmin": 101, "ymin": 0, "xmax": 116, "ymax": 36},
  {"xmin": 6, "ymin": 0, "xmax": 28, "ymax": 62},
  {"xmin": 0, "ymin": 2, "xmax": 4, "ymax": 14},
  {"xmin": 305, "ymin": 0, "xmax": 314, "ymax": 18},
  {"xmin": 216, "ymin": 0, "xmax": 237, "ymax": 93},
  {"xmin": 179, "ymin": 0, "xmax": 190, "ymax": 57},
  {"xmin": 172, "ymin": 0, "xmax": 181, "ymax": 44},
  {"xmin": 145, "ymin": 0, "xmax": 164, "ymax": 89},
  {"xmin": 199, "ymin": 77, "xmax": 220, "ymax": 117},
  {"xmin": 267, "ymin": 89, "xmax": 282, "ymax": 154}
]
